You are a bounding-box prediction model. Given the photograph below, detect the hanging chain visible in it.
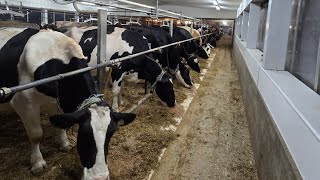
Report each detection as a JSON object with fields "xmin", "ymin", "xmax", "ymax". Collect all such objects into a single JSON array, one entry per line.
[{"xmin": 55, "ymin": 81, "xmax": 62, "ymax": 115}]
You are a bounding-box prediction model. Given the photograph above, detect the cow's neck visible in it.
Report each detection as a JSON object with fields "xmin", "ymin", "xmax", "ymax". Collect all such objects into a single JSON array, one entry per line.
[
  {"xmin": 144, "ymin": 59, "xmax": 162, "ymax": 84},
  {"xmin": 58, "ymin": 59, "xmax": 97, "ymax": 113}
]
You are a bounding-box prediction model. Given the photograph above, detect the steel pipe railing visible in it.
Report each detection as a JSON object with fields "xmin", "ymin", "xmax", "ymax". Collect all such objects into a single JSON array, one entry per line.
[{"xmin": 0, "ymin": 33, "xmax": 212, "ymax": 100}]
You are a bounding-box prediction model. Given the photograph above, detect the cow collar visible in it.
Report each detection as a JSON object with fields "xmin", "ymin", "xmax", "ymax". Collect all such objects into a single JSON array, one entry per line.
[
  {"xmin": 76, "ymin": 94, "xmax": 104, "ymax": 111},
  {"xmin": 182, "ymin": 43, "xmax": 198, "ymax": 58},
  {"xmin": 149, "ymin": 70, "xmax": 166, "ymax": 90}
]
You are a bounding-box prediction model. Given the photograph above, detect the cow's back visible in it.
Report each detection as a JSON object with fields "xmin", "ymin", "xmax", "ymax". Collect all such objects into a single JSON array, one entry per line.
[{"xmin": 0, "ymin": 28, "xmax": 39, "ymax": 102}]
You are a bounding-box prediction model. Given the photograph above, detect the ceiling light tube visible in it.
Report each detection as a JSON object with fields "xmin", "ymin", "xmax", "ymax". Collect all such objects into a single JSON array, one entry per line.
[
  {"xmin": 80, "ymin": 1, "xmax": 95, "ymax": 6},
  {"xmin": 213, "ymin": 0, "xmax": 218, "ymax": 6}
]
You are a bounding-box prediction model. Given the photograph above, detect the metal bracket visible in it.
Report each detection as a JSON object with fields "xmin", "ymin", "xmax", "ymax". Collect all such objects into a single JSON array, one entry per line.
[{"xmin": 0, "ymin": 87, "xmax": 12, "ymax": 100}]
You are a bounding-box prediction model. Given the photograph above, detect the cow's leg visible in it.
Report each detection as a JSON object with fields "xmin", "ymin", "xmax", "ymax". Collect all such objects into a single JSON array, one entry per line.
[
  {"xmin": 46, "ymin": 106, "xmax": 71, "ymax": 151},
  {"xmin": 111, "ymin": 72, "xmax": 125, "ymax": 111},
  {"xmin": 58, "ymin": 129, "xmax": 72, "ymax": 151},
  {"xmin": 10, "ymin": 93, "xmax": 46, "ymax": 174}
]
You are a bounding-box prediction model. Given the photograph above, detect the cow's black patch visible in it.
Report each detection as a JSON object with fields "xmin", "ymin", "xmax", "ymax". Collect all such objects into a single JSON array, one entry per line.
[
  {"xmin": 0, "ymin": 28, "xmax": 39, "ymax": 103},
  {"xmin": 34, "ymin": 58, "xmax": 96, "ymax": 113},
  {"xmin": 50, "ymin": 108, "xmax": 98, "ymax": 169},
  {"xmin": 77, "ymin": 26, "xmax": 116, "ymax": 63},
  {"xmin": 161, "ymin": 26, "xmax": 201, "ymax": 73},
  {"xmin": 79, "ymin": 29, "xmax": 98, "ymax": 63},
  {"xmin": 76, "ymin": 110, "xmax": 98, "ymax": 169},
  {"xmin": 126, "ymin": 25, "xmax": 180, "ymax": 71}
]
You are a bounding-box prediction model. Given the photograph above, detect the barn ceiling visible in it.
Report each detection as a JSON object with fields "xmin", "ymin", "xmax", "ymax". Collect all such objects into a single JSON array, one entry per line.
[{"xmin": 119, "ymin": 0, "xmax": 242, "ymax": 10}]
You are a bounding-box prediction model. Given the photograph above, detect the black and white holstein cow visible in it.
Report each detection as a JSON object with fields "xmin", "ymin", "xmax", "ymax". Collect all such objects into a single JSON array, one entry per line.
[
  {"xmin": 178, "ymin": 26, "xmax": 213, "ymax": 57},
  {"xmin": 161, "ymin": 26, "xmax": 207, "ymax": 73},
  {"xmin": 124, "ymin": 25, "xmax": 193, "ymax": 88},
  {"xmin": 0, "ymin": 28, "xmax": 136, "ymax": 180},
  {"xmin": 61, "ymin": 26, "xmax": 176, "ymax": 110}
]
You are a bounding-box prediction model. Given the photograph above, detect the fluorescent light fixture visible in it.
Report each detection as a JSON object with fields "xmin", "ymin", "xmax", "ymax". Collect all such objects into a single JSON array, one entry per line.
[
  {"xmin": 81, "ymin": 2, "xmax": 95, "ymax": 6},
  {"xmin": 216, "ymin": 6, "xmax": 221, "ymax": 10},
  {"xmin": 212, "ymin": 0, "xmax": 218, "ymax": 6}
]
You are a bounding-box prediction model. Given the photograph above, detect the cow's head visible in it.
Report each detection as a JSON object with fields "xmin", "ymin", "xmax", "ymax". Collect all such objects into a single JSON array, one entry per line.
[
  {"xmin": 175, "ymin": 63, "xmax": 192, "ymax": 88},
  {"xmin": 184, "ymin": 54, "xmax": 201, "ymax": 73},
  {"xmin": 155, "ymin": 74, "xmax": 176, "ymax": 107},
  {"xmin": 202, "ymin": 43, "xmax": 211, "ymax": 56},
  {"xmin": 50, "ymin": 103, "xmax": 136, "ymax": 180},
  {"xmin": 196, "ymin": 43, "xmax": 209, "ymax": 59}
]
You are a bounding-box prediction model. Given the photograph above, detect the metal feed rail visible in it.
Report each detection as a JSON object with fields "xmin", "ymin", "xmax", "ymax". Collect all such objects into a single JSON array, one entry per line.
[{"xmin": 0, "ymin": 33, "xmax": 212, "ymax": 100}]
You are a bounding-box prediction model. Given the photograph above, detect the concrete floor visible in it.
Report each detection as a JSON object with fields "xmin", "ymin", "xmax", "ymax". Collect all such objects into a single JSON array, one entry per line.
[{"xmin": 151, "ymin": 36, "xmax": 258, "ymax": 180}]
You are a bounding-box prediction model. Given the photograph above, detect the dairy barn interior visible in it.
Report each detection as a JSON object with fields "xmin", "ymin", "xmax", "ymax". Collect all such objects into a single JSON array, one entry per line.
[{"xmin": 0, "ymin": 0, "xmax": 317, "ymax": 179}]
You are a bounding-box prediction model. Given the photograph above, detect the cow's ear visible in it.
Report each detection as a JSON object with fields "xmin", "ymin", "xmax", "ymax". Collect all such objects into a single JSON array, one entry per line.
[
  {"xmin": 112, "ymin": 112, "xmax": 136, "ymax": 126},
  {"xmin": 50, "ymin": 109, "xmax": 89, "ymax": 129}
]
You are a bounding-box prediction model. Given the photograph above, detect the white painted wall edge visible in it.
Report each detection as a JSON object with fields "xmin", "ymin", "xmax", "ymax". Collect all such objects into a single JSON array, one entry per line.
[{"xmin": 235, "ymin": 36, "xmax": 320, "ymax": 180}]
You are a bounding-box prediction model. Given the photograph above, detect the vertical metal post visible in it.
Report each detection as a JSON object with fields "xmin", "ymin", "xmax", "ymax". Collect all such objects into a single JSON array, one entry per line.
[
  {"xmin": 63, "ymin": 12, "xmax": 66, "ymax": 21},
  {"xmin": 97, "ymin": 9, "xmax": 108, "ymax": 93},
  {"xmin": 75, "ymin": 12, "xmax": 79, "ymax": 22},
  {"xmin": 26, "ymin": 10, "xmax": 29, "ymax": 22},
  {"xmin": 290, "ymin": 0, "xmax": 303, "ymax": 72},
  {"xmin": 53, "ymin": 11, "xmax": 55, "ymax": 23},
  {"xmin": 156, "ymin": 0, "xmax": 159, "ymax": 19},
  {"xmin": 169, "ymin": 19, "xmax": 174, "ymax": 37},
  {"xmin": 200, "ymin": 18, "xmax": 203, "ymax": 35},
  {"xmin": 42, "ymin": 9, "xmax": 48, "ymax": 25},
  {"xmin": 190, "ymin": 21, "xmax": 193, "ymax": 34},
  {"xmin": 313, "ymin": 39, "xmax": 320, "ymax": 92}
]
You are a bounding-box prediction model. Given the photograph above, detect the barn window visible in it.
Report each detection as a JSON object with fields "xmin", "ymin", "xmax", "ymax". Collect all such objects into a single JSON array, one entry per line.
[
  {"xmin": 286, "ymin": 0, "xmax": 320, "ymax": 93},
  {"xmin": 28, "ymin": 9, "xmax": 41, "ymax": 24},
  {"xmin": 65, "ymin": 12, "xmax": 75, "ymax": 21},
  {"xmin": 54, "ymin": 11, "xmax": 65, "ymax": 21},
  {"xmin": 0, "ymin": 5, "xmax": 13, "ymax": 21},
  {"xmin": 48, "ymin": 11, "xmax": 55, "ymax": 24},
  {"xmin": 256, "ymin": 2, "xmax": 268, "ymax": 52}
]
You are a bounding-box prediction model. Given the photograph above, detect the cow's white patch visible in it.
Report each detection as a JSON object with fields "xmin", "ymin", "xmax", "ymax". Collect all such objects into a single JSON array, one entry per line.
[
  {"xmin": 175, "ymin": 70, "xmax": 191, "ymax": 88},
  {"xmin": 194, "ymin": 58, "xmax": 198, "ymax": 64},
  {"xmin": 83, "ymin": 105, "xmax": 111, "ymax": 180},
  {"xmin": 0, "ymin": 28, "xmax": 27, "ymax": 49},
  {"xmin": 18, "ymin": 30, "xmax": 85, "ymax": 77},
  {"xmin": 107, "ymin": 27, "xmax": 134, "ymax": 61},
  {"xmin": 84, "ymin": 37, "xmax": 93, "ymax": 44},
  {"xmin": 112, "ymin": 73, "xmax": 125, "ymax": 110},
  {"xmin": 69, "ymin": 27, "xmax": 134, "ymax": 70},
  {"xmin": 65, "ymin": 26, "xmax": 97, "ymax": 44}
]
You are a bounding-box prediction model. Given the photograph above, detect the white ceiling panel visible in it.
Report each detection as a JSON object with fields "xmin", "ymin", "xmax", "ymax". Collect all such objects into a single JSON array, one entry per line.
[{"xmin": 120, "ymin": 0, "xmax": 242, "ymax": 10}]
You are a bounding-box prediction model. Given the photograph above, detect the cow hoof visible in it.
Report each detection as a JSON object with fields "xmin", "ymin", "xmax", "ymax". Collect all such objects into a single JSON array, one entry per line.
[{"xmin": 31, "ymin": 160, "xmax": 47, "ymax": 175}]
